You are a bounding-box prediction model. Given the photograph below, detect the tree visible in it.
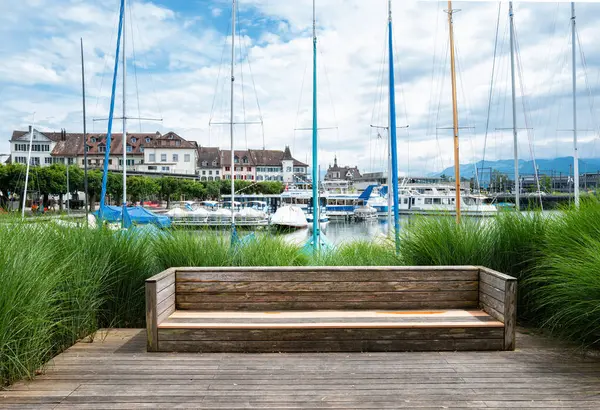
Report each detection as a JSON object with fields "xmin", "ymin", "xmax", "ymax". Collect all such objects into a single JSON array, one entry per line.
[
  {"xmin": 128, "ymin": 176, "xmax": 160, "ymax": 203},
  {"xmin": 159, "ymin": 177, "xmax": 180, "ymax": 209},
  {"xmin": 205, "ymin": 181, "xmax": 221, "ymax": 200},
  {"xmin": 86, "ymin": 170, "xmax": 103, "ymax": 211},
  {"xmin": 177, "ymin": 179, "xmax": 206, "ymax": 201}
]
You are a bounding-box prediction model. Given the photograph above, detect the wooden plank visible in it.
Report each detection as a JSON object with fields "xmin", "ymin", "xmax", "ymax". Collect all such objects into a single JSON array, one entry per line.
[
  {"xmin": 156, "ymin": 283, "xmax": 175, "ymax": 304},
  {"xmin": 146, "ymin": 268, "xmax": 175, "ymax": 284},
  {"xmin": 156, "ymin": 292, "xmax": 175, "ymax": 318},
  {"xmin": 158, "ymin": 327, "xmax": 504, "ymax": 341},
  {"xmin": 145, "ymin": 281, "xmax": 158, "ymax": 352},
  {"xmin": 175, "ymin": 300, "xmax": 479, "ymax": 311},
  {"xmin": 175, "ymin": 290, "xmax": 479, "ymax": 304},
  {"xmin": 478, "ymin": 266, "xmax": 517, "ymax": 282},
  {"xmin": 479, "ymin": 282, "xmax": 505, "ymax": 303},
  {"xmin": 176, "ymin": 269, "xmax": 479, "ymax": 283},
  {"xmin": 176, "ymin": 280, "xmax": 479, "ymax": 293},
  {"xmin": 504, "ymin": 279, "xmax": 517, "ymax": 351},
  {"xmin": 157, "ymin": 338, "xmax": 504, "ymax": 353},
  {"xmin": 159, "ymin": 321, "xmax": 504, "ymax": 330},
  {"xmin": 479, "ymin": 293, "xmax": 505, "ymax": 314},
  {"xmin": 481, "ymin": 303, "xmax": 504, "ymax": 323},
  {"xmin": 155, "ymin": 274, "xmax": 175, "ymax": 294},
  {"xmin": 167, "ymin": 309, "xmax": 492, "ymax": 318},
  {"xmin": 479, "ymin": 271, "xmax": 507, "ymax": 290}
]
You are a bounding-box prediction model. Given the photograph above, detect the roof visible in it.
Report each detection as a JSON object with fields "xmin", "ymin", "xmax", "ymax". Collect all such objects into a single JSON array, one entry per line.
[
  {"xmin": 10, "ymin": 130, "xmax": 197, "ymax": 157},
  {"xmin": 326, "ymin": 165, "xmax": 362, "ymax": 180},
  {"xmin": 197, "ymin": 146, "xmax": 221, "ymax": 168},
  {"xmin": 145, "ymin": 132, "xmax": 197, "ymax": 150},
  {"xmin": 220, "ymin": 150, "xmax": 253, "ymax": 167}
]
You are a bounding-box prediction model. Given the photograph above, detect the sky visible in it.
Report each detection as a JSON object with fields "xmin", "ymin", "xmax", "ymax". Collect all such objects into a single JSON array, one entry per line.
[{"xmin": 1, "ymin": 0, "xmax": 600, "ymax": 176}]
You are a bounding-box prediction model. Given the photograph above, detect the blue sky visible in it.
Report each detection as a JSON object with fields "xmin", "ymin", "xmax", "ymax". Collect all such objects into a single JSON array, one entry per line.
[{"xmin": 2, "ymin": 0, "xmax": 600, "ymax": 175}]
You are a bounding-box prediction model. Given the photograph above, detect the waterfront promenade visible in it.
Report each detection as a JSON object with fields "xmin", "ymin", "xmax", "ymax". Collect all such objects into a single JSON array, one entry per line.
[{"xmin": 2, "ymin": 328, "xmax": 599, "ymax": 409}]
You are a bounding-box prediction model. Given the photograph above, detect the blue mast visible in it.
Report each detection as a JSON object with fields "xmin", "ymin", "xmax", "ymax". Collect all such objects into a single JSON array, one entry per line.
[
  {"xmin": 311, "ymin": 0, "xmax": 320, "ymax": 250},
  {"xmin": 388, "ymin": 0, "xmax": 400, "ymax": 253},
  {"xmin": 98, "ymin": 0, "xmax": 125, "ymax": 221}
]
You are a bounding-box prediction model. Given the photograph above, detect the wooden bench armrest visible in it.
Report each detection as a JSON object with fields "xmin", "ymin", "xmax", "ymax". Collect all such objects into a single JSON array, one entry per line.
[
  {"xmin": 146, "ymin": 268, "xmax": 176, "ymax": 352},
  {"xmin": 478, "ymin": 267, "xmax": 517, "ymax": 351}
]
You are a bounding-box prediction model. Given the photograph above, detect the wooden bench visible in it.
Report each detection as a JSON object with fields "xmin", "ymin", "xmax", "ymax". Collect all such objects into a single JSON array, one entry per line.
[{"xmin": 146, "ymin": 266, "xmax": 516, "ymax": 353}]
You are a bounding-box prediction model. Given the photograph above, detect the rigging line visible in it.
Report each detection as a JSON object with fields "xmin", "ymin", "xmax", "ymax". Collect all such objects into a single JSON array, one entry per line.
[
  {"xmin": 92, "ymin": 1, "xmax": 121, "ymax": 132},
  {"xmin": 514, "ymin": 21, "xmax": 543, "ymax": 207},
  {"xmin": 293, "ymin": 61, "xmax": 309, "ymax": 156},
  {"xmin": 480, "ymin": 2, "xmax": 502, "ymax": 189},
  {"xmin": 426, "ymin": 0, "xmax": 443, "ymax": 140},
  {"xmin": 128, "ymin": 0, "xmax": 142, "ymax": 132},
  {"xmin": 392, "ymin": 20, "xmax": 411, "ymax": 176},
  {"xmin": 129, "ymin": 1, "xmax": 163, "ymax": 125},
  {"xmin": 576, "ymin": 29, "xmax": 599, "ymax": 138},
  {"xmin": 319, "ymin": 48, "xmax": 340, "ymax": 152},
  {"xmin": 434, "ymin": 27, "xmax": 450, "ymax": 172},
  {"xmin": 454, "ymin": 38, "xmax": 480, "ymax": 190},
  {"xmin": 236, "ymin": 6, "xmax": 248, "ymax": 151},
  {"xmin": 241, "ymin": 26, "xmax": 266, "ymax": 150},
  {"xmin": 208, "ymin": 17, "xmax": 232, "ymax": 126}
]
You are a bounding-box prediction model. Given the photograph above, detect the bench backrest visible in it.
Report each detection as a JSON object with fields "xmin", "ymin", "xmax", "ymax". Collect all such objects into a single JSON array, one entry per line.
[{"xmin": 173, "ymin": 266, "xmax": 480, "ymax": 311}]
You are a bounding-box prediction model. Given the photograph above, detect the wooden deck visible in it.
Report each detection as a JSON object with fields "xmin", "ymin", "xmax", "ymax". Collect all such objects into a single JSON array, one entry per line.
[{"xmin": 2, "ymin": 328, "xmax": 600, "ymax": 409}]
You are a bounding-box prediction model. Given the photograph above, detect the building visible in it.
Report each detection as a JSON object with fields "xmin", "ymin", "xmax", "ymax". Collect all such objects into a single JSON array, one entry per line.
[
  {"xmin": 197, "ymin": 146, "xmax": 222, "ymax": 181},
  {"xmin": 325, "ymin": 156, "xmax": 362, "ymax": 182},
  {"xmin": 7, "ymin": 129, "xmax": 309, "ymax": 182},
  {"xmin": 219, "ymin": 146, "xmax": 308, "ymax": 182},
  {"xmin": 9, "ymin": 129, "xmax": 197, "ymax": 175},
  {"xmin": 138, "ymin": 132, "xmax": 197, "ymax": 175}
]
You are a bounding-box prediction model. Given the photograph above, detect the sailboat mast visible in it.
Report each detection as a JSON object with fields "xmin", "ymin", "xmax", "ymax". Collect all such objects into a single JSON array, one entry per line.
[
  {"xmin": 311, "ymin": 0, "xmax": 320, "ymax": 249},
  {"xmin": 22, "ymin": 116, "xmax": 35, "ymax": 219},
  {"xmin": 81, "ymin": 38, "xmax": 89, "ymax": 224},
  {"xmin": 509, "ymin": 2, "xmax": 519, "ymax": 210},
  {"xmin": 571, "ymin": 2, "xmax": 579, "ymax": 208},
  {"xmin": 230, "ymin": 0, "xmax": 236, "ymax": 229},
  {"xmin": 388, "ymin": 0, "xmax": 400, "ymax": 252},
  {"xmin": 122, "ymin": 0, "xmax": 128, "ymax": 224},
  {"xmin": 447, "ymin": 1, "xmax": 461, "ymax": 223}
]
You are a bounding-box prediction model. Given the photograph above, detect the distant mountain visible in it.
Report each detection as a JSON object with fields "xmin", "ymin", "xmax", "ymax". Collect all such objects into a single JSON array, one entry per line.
[{"xmin": 430, "ymin": 157, "xmax": 600, "ymax": 180}]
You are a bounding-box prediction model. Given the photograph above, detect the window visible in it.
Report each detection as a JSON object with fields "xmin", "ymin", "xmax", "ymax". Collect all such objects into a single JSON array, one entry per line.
[
  {"xmin": 162, "ymin": 166, "xmax": 170, "ymax": 171},
  {"xmin": 173, "ymin": 154, "xmax": 178, "ymax": 162},
  {"xmin": 225, "ymin": 166, "xmax": 230, "ymax": 171},
  {"xmin": 201, "ymin": 177, "xmax": 207, "ymax": 181},
  {"xmin": 30, "ymin": 157, "xmax": 40, "ymax": 166},
  {"xmin": 98, "ymin": 145, "xmax": 106, "ymax": 153},
  {"xmin": 145, "ymin": 137, "xmax": 151, "ymax": 143},
  {"xmin": 90, "ymin": 137, "xmax": 96, "ymax": 143},
  {"xmin": 109, "ymin": 159, "xmax": 113, "ymax": 165},
  {"xmin": 149, "ymin": 154, "xmax": 155, "ymax": 162},
  {"xmin": 161, "ymin": 154, "xmax": 167, "ymax": 162},
  {"xmin": 202, "ymin": 161, "xmax": 208, "ymax": 167},
  {"xmin": 234, "ymin": 156, "xmax": 239, "ymax": 164},
  {"xmin": 45, "ymin": 157, "xmax": 52, "ymax": 164},
  {"xmin": 202, "ymin": 171, "xmax": 206, "ymax": 175},
  {"xmin": 15, "ymin": 156, "xmax": 27, "ymax": 164},
  {"xmin": 257, "ymin": 175, "xmax": 263, "ymax": 181},
  {"xmin": 286, "ymin": 167, "xmax": 292, "ymax": 172},
  {"xmin": 68, "ymin": 158, "xmax": 74, "ymax": 165},
  {"xmin": 246, "ymin": 167, "xmax": 252, "ymax": 172},
  {"xmin": 148, "ymin": 166, "xmax": 157, "ymax": 171},
  {"xmin": 212, "ymin": 160, "xmax": 217, "ymax": 166},
  {"xmin": 433, "ymin": 198, "xmax": 441, "ymax": 205},
  {"xmin": 184, "ymin": 154, "xmax": 191, "ymax": 162},
  {"xmin": 168, "ymin": 134, "xmax": 174, "ymax": 139},
  {"xmin": 131, "ymin": 137, "xmax": 137, "ymax": 143},
  {"xmin": 242, "ymin": 156, "xmax": 248, "ymax": 164},
  {"xmin": 208, "ymin": 170, "xmax": 213, "ymax": 175},
  {"xmin": 424, "ymin": 198, "xmax": 433, "ymax": 205},
  {"xmin": 81, "ymin": 159, "xmax": 85, "ymax": 165},
  {"xmin": 140, "ymin": 147, "xmax": 144, "ymax": 153},
  {"xmin": 85, "ymin": 145, "xmax": 90, "ymax": 153},
  {"xmin": 208, "ymin": 177, "xmax": 213, "ymax": 181},
  {"xmin": 126, "ymin": 146, "xmax": 132, "ymax": 153},
  {"xmin": 216, "ymin": 170, "xmax": 219, "ymax": 175},
  {"xmin": 175, "ymin": 140, "xmax": 181, "ymax": 146}
]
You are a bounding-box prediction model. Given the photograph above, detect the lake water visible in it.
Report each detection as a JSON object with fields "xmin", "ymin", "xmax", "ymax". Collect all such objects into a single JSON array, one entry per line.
[{"xmin": 278, "ymin": 215, "xmax": 418, "ymax": 246}]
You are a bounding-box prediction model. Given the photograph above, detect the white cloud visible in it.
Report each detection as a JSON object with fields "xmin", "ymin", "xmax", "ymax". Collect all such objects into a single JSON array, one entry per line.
[{"xmin": 1, "ymin": 0, "xmax": 600, "ymax": 177}]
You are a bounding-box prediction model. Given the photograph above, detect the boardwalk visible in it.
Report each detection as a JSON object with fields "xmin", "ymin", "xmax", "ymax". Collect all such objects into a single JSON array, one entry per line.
[{"xmin": 2, "ymin": 328, "xmax": 600, "ymax": 409}]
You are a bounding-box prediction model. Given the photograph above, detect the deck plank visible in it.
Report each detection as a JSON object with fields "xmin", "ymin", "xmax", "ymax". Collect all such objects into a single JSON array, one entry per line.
[{"xmin": 3, "ymin": 328, "xmax": 599, "ymax": 408}]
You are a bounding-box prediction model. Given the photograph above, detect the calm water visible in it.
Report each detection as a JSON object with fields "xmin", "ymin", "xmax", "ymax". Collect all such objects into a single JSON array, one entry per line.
[{"xmin": 279, "ymin": 215, "xmax": 418, "ymax": 246}]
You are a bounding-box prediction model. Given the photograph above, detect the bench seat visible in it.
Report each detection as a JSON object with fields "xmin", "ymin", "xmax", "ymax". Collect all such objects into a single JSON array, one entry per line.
[{"xmin": 146, "ymin": 266, "xmax": 517, "ymax": 352}]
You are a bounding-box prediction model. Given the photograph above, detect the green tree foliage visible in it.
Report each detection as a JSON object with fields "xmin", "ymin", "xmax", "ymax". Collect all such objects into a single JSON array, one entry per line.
[{"xmin": 127, "ymin": 176, "xmax": 160, "ymax": 203}]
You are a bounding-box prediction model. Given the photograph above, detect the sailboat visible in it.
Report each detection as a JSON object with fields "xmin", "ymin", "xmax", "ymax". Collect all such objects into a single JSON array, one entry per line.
[{"xmin": 95, "ymin": 0, "xmax": 169, "ymax": 229}]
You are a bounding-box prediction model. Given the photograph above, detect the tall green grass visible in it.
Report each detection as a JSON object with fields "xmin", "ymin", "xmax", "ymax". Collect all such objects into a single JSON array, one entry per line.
[{"xmin": 2, "ymin": 202, "xmax": 600, "ymax": 384}]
